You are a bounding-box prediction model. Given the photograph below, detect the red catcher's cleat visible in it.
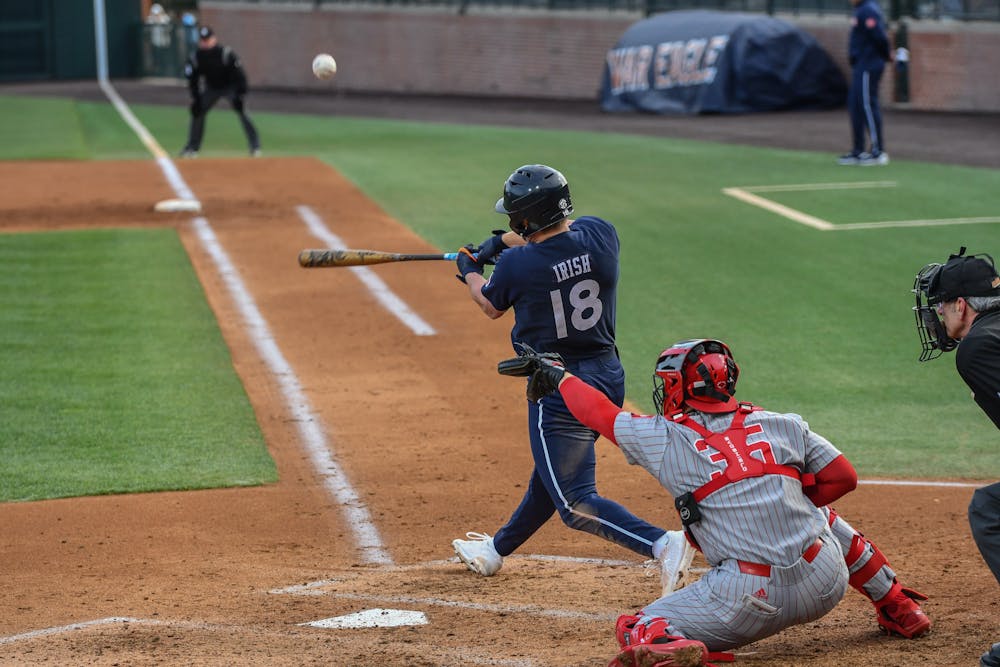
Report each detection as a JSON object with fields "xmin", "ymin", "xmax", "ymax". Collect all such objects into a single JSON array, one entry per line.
[
  {"xmin": 608, "ymin": 639, "xmax": 709, "ymax": 667},
  {"xmin": 876, "ymin": 586, "xmax": 931, "ymax": 638},
  {"xmin": 615, "ymin": 614, "xmax": 642, "ymax": 648}
]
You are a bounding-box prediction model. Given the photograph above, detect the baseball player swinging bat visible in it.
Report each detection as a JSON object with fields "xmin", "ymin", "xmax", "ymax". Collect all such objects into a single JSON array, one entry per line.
[{"xmin": 298, "ymin": 248, "xmax": 460, "ymax": 268}]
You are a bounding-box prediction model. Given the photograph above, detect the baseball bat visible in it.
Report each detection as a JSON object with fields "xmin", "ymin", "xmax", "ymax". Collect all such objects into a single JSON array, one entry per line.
[{"xmin": 298, "ymin": 248, "xmax": 459, "ymax": 268}]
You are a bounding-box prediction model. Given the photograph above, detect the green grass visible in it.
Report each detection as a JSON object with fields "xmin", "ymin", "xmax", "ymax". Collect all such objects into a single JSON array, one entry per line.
[
  {"xmin": 0, "ymin": 229, "xmax": 276, "ymax": 501},
  {"xmin": 1, "ymin": 92, "xmax": 998, "ymax": 480}
]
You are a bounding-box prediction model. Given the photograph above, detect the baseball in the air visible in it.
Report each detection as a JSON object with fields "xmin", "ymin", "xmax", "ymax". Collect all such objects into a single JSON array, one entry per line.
[{"xmin": 312, "ymin": 53, "xmax": 337, "ymax": 80}]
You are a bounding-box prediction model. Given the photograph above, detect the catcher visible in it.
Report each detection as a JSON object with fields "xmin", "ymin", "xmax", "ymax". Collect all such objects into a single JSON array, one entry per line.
[{"xmin": 499, "ymin": 339, "xmax": 931, "ymax": 666}]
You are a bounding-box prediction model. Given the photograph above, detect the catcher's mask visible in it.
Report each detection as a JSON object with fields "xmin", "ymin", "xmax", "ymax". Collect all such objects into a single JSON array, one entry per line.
[
  {"xmin": 911, "ymin": 247, "xmax": 1000, "ymax": 361},
  {"xmin": 912, "ymin": 262, "xmax": 958, "ymax": 362},
  {"xmin": 652, "ymin": 339, "xmax": 740, "ymax": 416},
  {"xmin": 495, "ymin": 164, "xmax": 573, "ymax": 238}
]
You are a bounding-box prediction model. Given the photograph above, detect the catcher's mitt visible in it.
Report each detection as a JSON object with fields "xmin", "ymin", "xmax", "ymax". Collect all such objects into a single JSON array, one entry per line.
[{"xmin": 497, "ymin": 343, "xmax": 566, "ymax": 401}]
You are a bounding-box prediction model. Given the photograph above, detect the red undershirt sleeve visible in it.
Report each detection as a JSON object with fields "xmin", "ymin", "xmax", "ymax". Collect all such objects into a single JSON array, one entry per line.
[
  {"xmin": 558, "ymin": 376, "xmax": 623, "ymax": 446},
  {"xmin": 805, "ymin": 454, "xmax": 858, "ymax": 507}
]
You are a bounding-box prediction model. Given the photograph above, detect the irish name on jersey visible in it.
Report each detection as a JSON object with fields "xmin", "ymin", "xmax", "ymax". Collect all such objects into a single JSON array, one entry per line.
[{"xmin": 553, "ymin": 253, "xmax": 592, "ymax": 283}]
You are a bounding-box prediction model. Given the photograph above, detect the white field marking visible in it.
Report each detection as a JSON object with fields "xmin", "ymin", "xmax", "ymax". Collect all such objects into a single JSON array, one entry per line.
[
  {"xmin": 299, "ymin": 615, "xmax": 533, "ymax": 667},
  {"xmin": 99, "ymin": 81, "xmax": 391, "ymax": 565},
  {"xmin": 738, "ymin": 181, "xmax": 897, "ymax": 193},
  {"xmin": 722, "ymin": 187, "xmax": 834, "ymax": 230},
  {"xmin": 317, "ymin": 591, "xmax": 619, "ymax": 622},
  {"xmin": 269, "ymin": 576, "xmax": 619, "ymax": 621},
  {"xmin": 300, "ymin": 608, "xmax": 428, "ymax": 629},
  {"xmin": 860, "ymin": 478, "xmax": 985, "ymax": 488},
  {"xmin": 268, "ymin": 554, "xmax": 649, "ymax": 594},
  {"xmin": 724, "ymin": 183, "xmax": 999, "ymax": 231},
  {"xmin": 97, "ymin": 79, "xmax": 168, "ymax": 162},
  {"xmin": 295, "ymin": 205, "xmax": 437, "ymax": 336},
  {"xmin": 270, "ymin": 580, "xmax": 342, "ymax": 596},
  {"xmin": 193, "ymin": 218, "xmax": 392, "ymax": 565},
  {"xmin": 0, "ymin": 617, "xmax": 149, "ymax": 645},
  {"xmin": 833, "ymin": 216, "xmax": 1000, "ymax": 231},
  {"xmin": 0, "ymin": 617, "xmax": 236, "ymax": 645}
]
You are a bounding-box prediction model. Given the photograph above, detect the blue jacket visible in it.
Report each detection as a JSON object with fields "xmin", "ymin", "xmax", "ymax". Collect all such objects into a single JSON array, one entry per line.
[{"xmin": 849, "ymin": 0, "xmax": 890, "ymax": 69}]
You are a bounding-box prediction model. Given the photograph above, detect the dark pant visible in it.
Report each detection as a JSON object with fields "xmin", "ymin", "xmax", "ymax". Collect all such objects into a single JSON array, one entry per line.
[
  {"xmin": 184, "ymin": 85, "xmax": 259, "ymax": 153},
  {"xmin": 848, "ymin": 64, "xmax": 885, "ymax": 155},
  {"xmin": 971, "ymin": 483, "xmax": 1000, "ymax": 665},
  {"xmin": 969, "ymin": 481, "xmax": 1000, "ymax": 584},
  {"xmin": 492, "ymin": 352, "xmax": 666, "ymax": 558}
]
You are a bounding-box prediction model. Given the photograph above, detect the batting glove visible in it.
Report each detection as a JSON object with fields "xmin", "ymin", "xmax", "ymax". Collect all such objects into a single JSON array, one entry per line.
[
  {"xmin": 476, "ymin": 230, "xmax": 509, "ymax": 266},
  {"xmin": 455, "ymin": 244, "xmax": 482, "ymax": 284}
]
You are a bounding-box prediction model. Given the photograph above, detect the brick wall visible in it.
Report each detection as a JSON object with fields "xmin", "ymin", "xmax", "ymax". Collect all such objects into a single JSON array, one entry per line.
[{"xmin": 200, "ymin": 3, "xmax": 1000, "ymax": 112}]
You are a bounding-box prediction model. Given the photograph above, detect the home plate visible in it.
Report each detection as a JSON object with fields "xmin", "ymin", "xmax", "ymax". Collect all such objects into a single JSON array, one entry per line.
[
  {"xmin": 153, "ymin": 198, "xmax": 202, "ymax": 213},
  {"xmin": 299, "ymin": 608, "xmax": 428, "ymax": 629}
]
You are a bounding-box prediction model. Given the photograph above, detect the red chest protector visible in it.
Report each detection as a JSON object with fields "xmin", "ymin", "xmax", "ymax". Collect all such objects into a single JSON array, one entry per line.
[{"xmin": 670, "ymin": 402, "xmax": 815, "ymax": 503}]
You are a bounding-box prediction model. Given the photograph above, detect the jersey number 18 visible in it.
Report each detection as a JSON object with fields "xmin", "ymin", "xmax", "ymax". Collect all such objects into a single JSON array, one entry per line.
[{"xmin": 549, "ymin": 279, "xmax": 603, "ymax": 339}]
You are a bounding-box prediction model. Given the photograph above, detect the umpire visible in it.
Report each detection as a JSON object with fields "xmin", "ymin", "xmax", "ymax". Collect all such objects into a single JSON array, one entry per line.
[
  {"xmin": 913, "ymin": 247, "xmax": 1000, "ymax": 667},
  {"xmin": 180, "ymin": 26, "xmax": 260, "ymax": 158}
]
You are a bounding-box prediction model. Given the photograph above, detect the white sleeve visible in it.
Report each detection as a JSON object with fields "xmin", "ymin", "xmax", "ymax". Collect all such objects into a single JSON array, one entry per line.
[{"xmin": 614, "ymin": 412, "xmax": 671, "ymax": 475}]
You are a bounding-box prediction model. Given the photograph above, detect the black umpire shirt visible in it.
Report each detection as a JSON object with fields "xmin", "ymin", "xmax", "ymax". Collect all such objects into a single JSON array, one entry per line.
[
  {"xmin": 186, "ymin": 45, "xmax": 247, "ymax": 95},
  {"xmin": 956, "ymin": 308, "xmax": 1000, "ymax": 429}
]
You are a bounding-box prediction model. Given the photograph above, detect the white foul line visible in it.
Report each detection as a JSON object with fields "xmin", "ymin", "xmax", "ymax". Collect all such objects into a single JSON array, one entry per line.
[
  {"xmin": 99, "ymin": 82, "xmax": 391, "ymax": 565},
  {"xmin": 294, "ymin": 205, "xmax": 437, "ymax": 336},
  {"xmin": 97, "ymin": 79, "xmax": 168, "ymax": 161},
  {"xmin": 192, "ymin": 219, "xmax": 392, "ymax": 564}
]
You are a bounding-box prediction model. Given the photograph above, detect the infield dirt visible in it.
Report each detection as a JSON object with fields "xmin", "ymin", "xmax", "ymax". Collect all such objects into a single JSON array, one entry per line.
[{"xmin": 0, "ymin": 156, "xmax": 996, "ymax": 666}]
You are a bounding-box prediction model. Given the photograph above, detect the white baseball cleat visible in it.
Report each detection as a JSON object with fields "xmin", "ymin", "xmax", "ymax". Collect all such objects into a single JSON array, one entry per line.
[
  {"xmin": 660, "ymin": 530, "xmax": 696, "ymax": 596},
  {"xmin": 452, "ymin": 531, "xmax": 503, "ymax": 576}
]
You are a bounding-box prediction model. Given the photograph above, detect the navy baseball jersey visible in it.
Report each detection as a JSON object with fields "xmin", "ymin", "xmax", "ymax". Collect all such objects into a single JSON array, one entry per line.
[
  {"xmin": 849, "ymin": 0, "xmax": 890, "ymax": 69},
  {"xmin": 482, "ymin": 216, "xmax": 618, "ymax": 361}
]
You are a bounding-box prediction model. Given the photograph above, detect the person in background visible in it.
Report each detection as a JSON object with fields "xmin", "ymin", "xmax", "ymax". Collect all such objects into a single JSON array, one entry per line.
[
  {"xmin": 838, "ymin": 0, "xmax": 891, "ymax": 166},
  {"xmin": 180, "ymin": 11, "xmax": 199, "ymax": 55},
  {"xmin": 180, "ymin": 25, "xmax": 261, "ymax": 159}
]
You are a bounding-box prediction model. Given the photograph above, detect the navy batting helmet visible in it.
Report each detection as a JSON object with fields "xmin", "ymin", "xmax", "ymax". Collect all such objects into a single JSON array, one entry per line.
[{"xmin": 495, "ymin": 165, "xmax": 573, "ymax": 238}]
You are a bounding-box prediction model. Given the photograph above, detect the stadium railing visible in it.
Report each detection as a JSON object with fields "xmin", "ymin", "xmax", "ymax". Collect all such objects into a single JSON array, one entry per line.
[{"xmin": 200, "ymin": 0, "xmax": 998, "ymax": 20}]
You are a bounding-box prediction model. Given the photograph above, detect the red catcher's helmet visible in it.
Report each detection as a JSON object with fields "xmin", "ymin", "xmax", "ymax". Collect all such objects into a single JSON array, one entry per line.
[{"xmin": 652, "ymin": 339, "xmax": 740, "ymax": 416}]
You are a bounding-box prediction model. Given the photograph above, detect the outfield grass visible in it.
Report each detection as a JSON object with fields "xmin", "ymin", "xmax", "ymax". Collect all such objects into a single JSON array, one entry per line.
[
  {"xmin": 1, "ymin": 92, "xmax": 998, "ymax": 480},
  {"xmin": 0, "ymin": 229, "xmax": 276, "ymax": 501}
]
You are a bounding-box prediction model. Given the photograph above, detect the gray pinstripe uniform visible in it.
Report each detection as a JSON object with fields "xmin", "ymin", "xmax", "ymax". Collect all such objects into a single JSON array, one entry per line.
[{"xmin": 613, "ymin": 408, "xmax": 850, "ymax": 652}]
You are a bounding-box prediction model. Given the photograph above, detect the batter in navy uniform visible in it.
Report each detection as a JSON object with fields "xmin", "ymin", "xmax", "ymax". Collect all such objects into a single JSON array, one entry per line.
[
  {"xmin": 913, "ymin": 248, "xmax": 1000, "ymax": 667},
  {"xmin": 180, "ymin": 26, "xmax": 260, "ymax": 158},
  {"xmin": 450, "ymin": 165, "xmax": 692, "ymax": 592},
  {"xmin": 838, "ymin": 0, "xmax": 891, "ymax": 166}
]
